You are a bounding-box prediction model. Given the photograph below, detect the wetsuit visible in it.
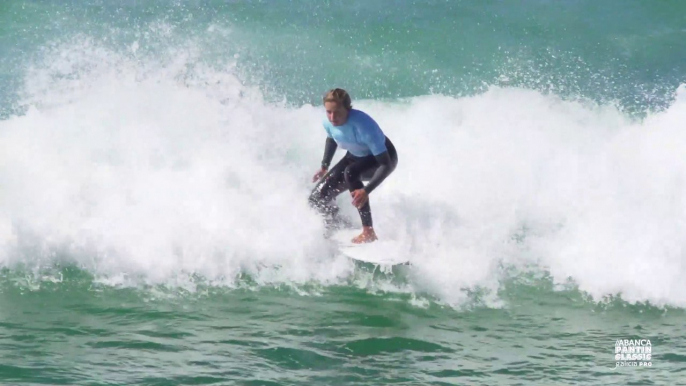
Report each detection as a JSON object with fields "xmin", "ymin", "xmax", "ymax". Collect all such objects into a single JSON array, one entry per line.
[{"xmin": 309, "ymin": 109, "xmax": 398, "ymax": 228}]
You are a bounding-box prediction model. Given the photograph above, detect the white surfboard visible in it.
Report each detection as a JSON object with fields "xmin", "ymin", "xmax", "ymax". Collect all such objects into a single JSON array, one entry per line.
[{"xmin": 331, "ymin": 229, "xmax": 409, "ymax": 266}]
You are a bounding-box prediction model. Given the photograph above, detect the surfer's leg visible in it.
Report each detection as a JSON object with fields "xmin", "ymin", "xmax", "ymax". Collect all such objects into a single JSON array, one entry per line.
[
  {"xmin": 343, "ymin": 156, "xmax": 377, "ymax": 226},
  {"xmin": 344, "ymin": 140, "xmax": 398, "ymax": 243},
  {"xmin": 308, "ymin": 156, "xmax": 352, "ymax": 228},
  {"xmin": 343, "ymin": 156, "xmax": 381, "ymax": 243},
  {"xmin": 346, "ymin": 140, "xmax": 398, "ymax": 223}
]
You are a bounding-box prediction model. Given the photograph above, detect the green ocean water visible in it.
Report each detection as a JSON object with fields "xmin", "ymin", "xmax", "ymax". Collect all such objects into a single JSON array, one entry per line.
[
  {"xmin": 1, "ymin": 1, "xmax": 686, "ymax": 385},
  {"xmin": 2, "ymin": 267, "xmax": 685, "ymax": 385}
]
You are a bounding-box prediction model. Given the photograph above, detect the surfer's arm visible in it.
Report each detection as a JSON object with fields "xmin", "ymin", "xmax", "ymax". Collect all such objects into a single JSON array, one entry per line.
[
  {"xmin": 321, "ymin": 137, "xmax": 338, "ymax": 169},
  {"xmin": 363, "ymin": 151, "xmax": 393, "ymax": 194}
]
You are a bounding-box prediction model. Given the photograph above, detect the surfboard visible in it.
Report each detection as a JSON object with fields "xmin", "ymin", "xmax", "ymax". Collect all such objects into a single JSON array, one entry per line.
[{"xmin": 331, "ymin": 229, "xmax": 410, "ymax": 266}]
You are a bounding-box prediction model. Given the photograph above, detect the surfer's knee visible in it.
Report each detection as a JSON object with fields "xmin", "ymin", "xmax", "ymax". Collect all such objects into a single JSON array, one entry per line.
[
  {"xmin": 309, "ymin": 184, "xmax": 335, "ymax": 214},
  {"xmin": 308, "ymin": 189, "xmax": 323, "ymax": 208}
]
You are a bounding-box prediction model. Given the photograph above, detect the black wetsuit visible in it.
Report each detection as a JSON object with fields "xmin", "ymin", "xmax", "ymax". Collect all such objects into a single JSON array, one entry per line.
[{"xmin": 309, "ymin": 136, "xmax": 398, "ymax": 228}]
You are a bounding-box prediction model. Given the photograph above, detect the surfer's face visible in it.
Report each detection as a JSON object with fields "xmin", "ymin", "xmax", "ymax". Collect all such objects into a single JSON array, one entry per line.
[{"xmin": 325, "ymin": 101, "xmax": 348, "ymax": 126}]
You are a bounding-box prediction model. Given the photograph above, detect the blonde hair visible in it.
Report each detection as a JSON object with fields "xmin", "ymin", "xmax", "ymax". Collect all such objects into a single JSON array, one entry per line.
[{"xmin": 323, "ymin": 88, "xmax": 352, "ymax": 111}]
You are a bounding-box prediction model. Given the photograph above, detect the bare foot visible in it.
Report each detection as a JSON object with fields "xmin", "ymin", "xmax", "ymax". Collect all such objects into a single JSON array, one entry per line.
[{"xmin": 352, "ymin": 226, "xmax": 378, "ymax": 244}]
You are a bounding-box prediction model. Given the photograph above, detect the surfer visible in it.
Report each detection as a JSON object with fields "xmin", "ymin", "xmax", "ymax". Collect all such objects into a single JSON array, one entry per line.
[{"xmin": 308, "ymin": 88, "xmax": 398, "ymax": 243}]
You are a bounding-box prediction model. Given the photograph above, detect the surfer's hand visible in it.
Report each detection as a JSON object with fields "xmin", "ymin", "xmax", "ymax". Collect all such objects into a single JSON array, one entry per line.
[
  {"xmin": 312, "ymin": 167, "xmax": 328, "ymax": 182},
  {"xmin": 351, "ymin": 189, "xmax": 369, "ymax": 208}
]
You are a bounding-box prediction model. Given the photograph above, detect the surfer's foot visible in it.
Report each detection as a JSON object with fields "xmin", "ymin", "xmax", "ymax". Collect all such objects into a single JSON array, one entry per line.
[{"xmin": 352, "ymin": 226, "xmax": 377, "ymax": 244}]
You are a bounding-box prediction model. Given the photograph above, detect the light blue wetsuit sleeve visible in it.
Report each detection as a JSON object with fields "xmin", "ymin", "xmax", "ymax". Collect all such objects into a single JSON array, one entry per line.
[{"xmin": 356, "ymin": 114, "xmax": 387, "ymax": 156}]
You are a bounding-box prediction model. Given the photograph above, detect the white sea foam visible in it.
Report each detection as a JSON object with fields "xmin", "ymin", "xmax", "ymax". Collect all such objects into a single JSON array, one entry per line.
[{"xmin": 1, "ymin": 40, "xmax": 685, "ymax": 308}]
